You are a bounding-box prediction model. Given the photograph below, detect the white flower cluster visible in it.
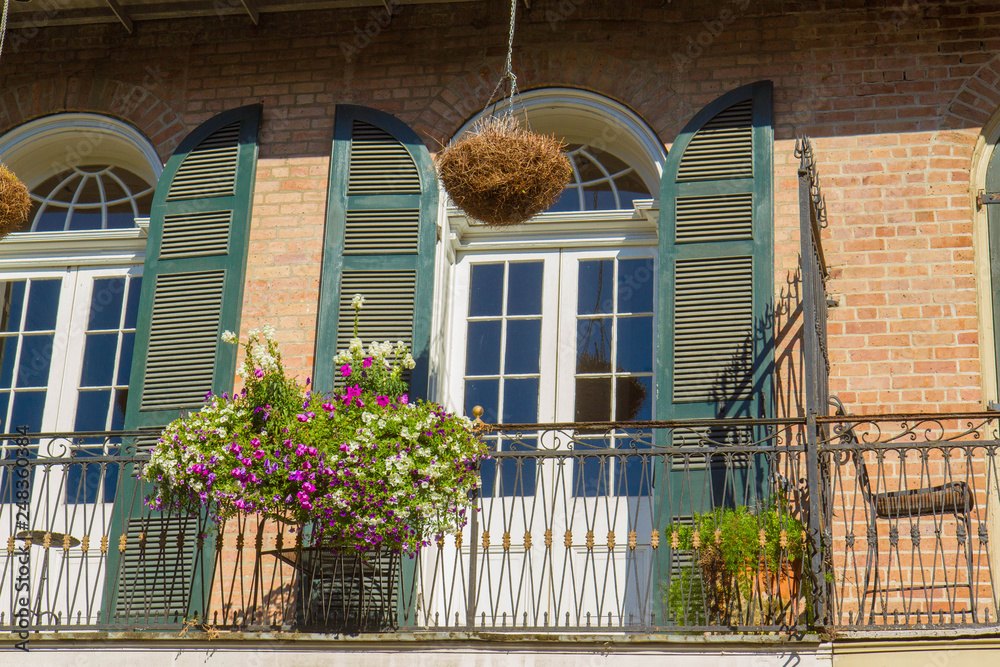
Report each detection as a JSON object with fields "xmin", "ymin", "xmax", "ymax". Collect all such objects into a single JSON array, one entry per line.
[{"xmin": 351, "ymin": 293, "xmax": 365, "ymax": 310}]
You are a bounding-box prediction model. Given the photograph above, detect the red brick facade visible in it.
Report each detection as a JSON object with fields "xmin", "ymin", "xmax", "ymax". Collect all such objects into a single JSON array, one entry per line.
[{"xmin": 2, "ymin": 0, "xmax": 1000, "ymax": 415}]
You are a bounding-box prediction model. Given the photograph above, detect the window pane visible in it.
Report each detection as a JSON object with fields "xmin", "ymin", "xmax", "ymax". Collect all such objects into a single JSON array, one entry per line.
[
  {"xmin": 616, "ymin": 376, "xmax": 652, "ymax": 421},
  {"xmin": 582, "ymin": 184, "xmax": 617, "ymax": 211},
  {"xmin": 35, "ymin": 207, "xmax": 69, "ymax": 232},
  {"xmin": 578, "ymin": 260, "xmax": 613, "ymax": 315},
  {"xmin": 504, "ymin": 319, "xmax": 541, "ymax": 374},
  {"xmin": 117, "ymin": 332, "xmax": 135, "ymax": 386},
  {"xmin": 575, "ymin": 377, "xmax": 612, "ymax": 422},
  {"xmin": 617, "ymin": 258, "xmax": 655, "ymax": 314},
  {"xmin": 506, "ymin": 262, "xmax": 543, "ymax": 315},
  {"xmin": 577, "ymin": 318, "xmax": 612, "ymax": 373},
  {"xmin": 88, "ymin": 277, "xmax": 126, "ymax": 330},
  {"xmin": 80, "ymin": 334, "xmax": 118, "ymax": 387},
  {"xmin": 469, "ymin": 263, "xmax": 504, "ymax": 317},
  {"xmin": 67, "ymin": 211, "xmax": 103, "ymax": 231},
  {"xmin": 465, "ymin": 321, "xmax": 501, "ymax": 376},
  {"xmin": 75, "ymin": 390, "xmax": 111, "ymax": 432},
  {"xmin": 502, "ymin": 378, "xmax": 538, "ymax": 423},
  {"xmin": 0, "ymin": 337, "xmax": 16, "ymax": 389},
  {"xmin": 1, "ymin": 281, "xmax": 25, "ymax": 333},
  {"xmin": 464, "ymin": 379, "xmax": 499, "ymax": 424},
  {"xmin": 11, "ymin": 391, "xmax": 45, "ymax": 432},
  {"xmin": 24, "ymin": 279, "xmax": 61, "ymax": 331},
  {"xmin": 17, "ymin": 335, "xmax": 53, "ymax": 388},
  {"xmin": 123, "ymin": 277, "xmax": 142, "ymax": 329},
  {"xmin": 66, "ymin": 448, "xmax": 108, "ymax": 504},
  {"xmin": 616, "ymin": 316, "xmax": 653, "ymax": 373}
]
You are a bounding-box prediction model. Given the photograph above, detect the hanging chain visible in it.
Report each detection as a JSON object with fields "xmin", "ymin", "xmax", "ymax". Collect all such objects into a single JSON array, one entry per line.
[
  {"xmin": 486, "ymin": 0, "xmax": 521, "ymax": 119},
  {"xmin": 0, "ymin": 0, "xmax": 9, "ymax": 64}
]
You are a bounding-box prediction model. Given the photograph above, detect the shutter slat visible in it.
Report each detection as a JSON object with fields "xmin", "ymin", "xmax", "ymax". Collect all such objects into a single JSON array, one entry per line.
[
  {"xmin": 160, "ymin": 210, "xmax": 233, "ymax": 259},
  {"xmin": 676, "ymin": 193, "xmax": 753, "ymax": 243},
  {"xmin": 344, "ymin": 209, "xmax": 420, "ymax": 254},
  {"xmin": 672, "ymin": 257, "xmax": 753, "ymax": 403},
  {"xmin": 347, "ymin": 120, "xmax": 421, "ymax": 194},
  {"xmin": 676, "ymin": 100, "xmax": 753, "ymax": 182},
  {"xmin": 166, "ymin": 121, "xmax": 241, "ymax": 200},
  {"xmin": 139, "ymin": 270, "xmax": 224, "ymax": 410}
]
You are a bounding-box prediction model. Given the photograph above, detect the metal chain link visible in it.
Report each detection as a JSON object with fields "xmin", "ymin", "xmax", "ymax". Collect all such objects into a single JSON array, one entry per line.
[
  {"xmin": 0, "ymin": 0, "xmax": 9, "ymax": 64},
  {"xmin": 486, "ymin": 0, "xmax": 521, "ymax": 118}
]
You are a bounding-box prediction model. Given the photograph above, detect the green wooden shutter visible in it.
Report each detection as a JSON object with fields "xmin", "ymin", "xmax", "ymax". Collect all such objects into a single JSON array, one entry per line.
[
  {"xmin": 987, "ymin": 147, "xmax": 1000, "ymax": 399},
  {"xmin": 102, "ymin": 104, "xmax": 262, "ymax": 627},
  {"xmin": 314, "ymin": 105, "xmax": 437, "ymax": 399},
  {"xmin": 656, "ymin": 81, "xmax": 774, "ymax": 626},
  {"xmin": 657, "ymin": 81, "xmax": 774, "ymax": 422}
]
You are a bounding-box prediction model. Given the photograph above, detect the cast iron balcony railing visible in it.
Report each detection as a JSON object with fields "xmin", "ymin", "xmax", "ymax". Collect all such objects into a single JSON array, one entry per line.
[{"xmin": 0, "ymin": 412, "xmax": 997, "ymax": 634}]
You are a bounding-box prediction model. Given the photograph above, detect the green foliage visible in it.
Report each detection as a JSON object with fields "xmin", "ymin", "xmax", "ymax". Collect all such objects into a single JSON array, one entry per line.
[{"xmin": 668, "ymin": 497, "xmax": 807, "ymax": 575}]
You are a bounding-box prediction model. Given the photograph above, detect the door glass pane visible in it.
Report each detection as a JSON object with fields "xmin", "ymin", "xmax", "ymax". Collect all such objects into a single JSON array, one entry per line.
[
  {"xmin": 24, "ymin": 279, "xmax": 61, "ymax": 331},
  {"xmin": 469, "ymin": 263, "xmax": 504, "ymax": 317},
  {"xmin": 466, "ymin": 321, "xmax": 501, "ymax": 376},
  {"xmin": 1, "ymin": 281, "xmax": 25, "ymax": 332},
  {"xmin": 80, "ymin": 333, "xmax": 118, "ymax": 387},
  {"xmin": 616, "ymin": 316, "xmax": 653, "ymax": 373},
  {"xmin": 504, "ymin": 320, "xmax": 541, "ymax": 374},
  {"xmin": 577, "ymin": 318, "xmax": 612, "ymax": 373},
  {"xmin": 578, "ymin": 260, "xmax": 613, "ymax": 315},
  {"xmin": 617, "ymin": 258, "xmax": 655, "ymax": 314},
  {"xmin": 88, "ymin": 277, "xmax": 126, "ymax": 330},
  {"xmin": 17, "ymin": 334, "xmax": 54, "ymax": 388},
  {"xmin": 506, "ymin": 262, "xmax": 543, "ymax": 315},
  {"xmin": 575, "ymin": 377, "xmax": 612, "ymax": 422}
]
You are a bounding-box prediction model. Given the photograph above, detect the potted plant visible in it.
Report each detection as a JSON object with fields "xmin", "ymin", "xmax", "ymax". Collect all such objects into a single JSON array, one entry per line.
[{"xmin": 664, "ymin": 496, "xmax": 810, "ymax": 626}]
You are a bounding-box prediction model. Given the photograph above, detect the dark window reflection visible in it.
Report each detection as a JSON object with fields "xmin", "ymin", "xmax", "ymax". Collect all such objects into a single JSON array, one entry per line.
[
  {"xmin": 506, "ymin": 262, "xmax": 543, "ymax": 315},
  {"xmin": 469, "ymin": 263, "xmax": 504, "ymax": 317}
]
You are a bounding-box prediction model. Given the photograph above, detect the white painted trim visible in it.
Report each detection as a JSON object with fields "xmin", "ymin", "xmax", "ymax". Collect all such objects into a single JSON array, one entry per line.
[
  {"xmin": 447, "ymin": 200, "xmax": 658, "ymax": 253},
  {"xmin": 0, "ymin": 113, "xmax": 162, "ymax": 189},
  {"xmin": 0, "ymin": 227, "xmax": 147, "ymax": 269}
]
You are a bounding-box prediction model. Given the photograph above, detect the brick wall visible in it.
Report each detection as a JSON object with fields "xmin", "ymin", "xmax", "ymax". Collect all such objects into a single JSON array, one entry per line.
[{"xmin": 2, "ymin": 0, "xmax": 1000, "ymax": 414}]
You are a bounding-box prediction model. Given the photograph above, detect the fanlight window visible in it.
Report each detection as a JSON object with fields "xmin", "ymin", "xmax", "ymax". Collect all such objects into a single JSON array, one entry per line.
[
  {"xmin": 547, "ymin": 144, "xmax": 651, "ymax": 212},
  {"xmin": 27, "ymin": 164, "xmax": 154, "ymax": 232}
]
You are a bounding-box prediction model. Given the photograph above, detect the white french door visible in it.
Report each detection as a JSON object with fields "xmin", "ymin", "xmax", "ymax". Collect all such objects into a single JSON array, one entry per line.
[
  {"xmin": 421, "ymin": 248, "xmax": 656, "ymax": 627},
  {"xmin": 0, "ymin": 265, "xmax": 142, "ymax": 625}
]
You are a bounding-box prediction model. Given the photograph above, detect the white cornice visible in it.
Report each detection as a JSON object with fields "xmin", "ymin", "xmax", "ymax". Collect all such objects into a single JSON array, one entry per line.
[
  {"xmin": 447, "ymin": 200, "xmax": 659, "ymax": 253},
  {"xmin": 0, "ymin": 223, "xmax": 148, "ymax": 269}
]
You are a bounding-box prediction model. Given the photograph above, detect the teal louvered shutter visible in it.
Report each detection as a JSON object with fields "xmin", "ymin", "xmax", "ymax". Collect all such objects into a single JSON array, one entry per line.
[
  {"xmin": 314, "ymin": 105, "xmax": 437, "ymax": 399},
  {"xmin": 657, "ymin": 81, "xmax": 774, "ymax": 423},
  {"xmin": 987, "ymin": 146, "xmax": 1000, "ymax": 398},
  {"xmin": 656, "ymin": 82, "xmax": 774, "ymax": 625},
  {"xmin": 102, "ymin": 105, "xmax": 262, "ymax": 626}
]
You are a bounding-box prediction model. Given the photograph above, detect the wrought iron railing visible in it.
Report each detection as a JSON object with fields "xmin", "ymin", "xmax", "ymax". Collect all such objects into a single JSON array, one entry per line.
[{"xmin": 2, "ymin": 414, "xmax": 996, "ymax": 635}]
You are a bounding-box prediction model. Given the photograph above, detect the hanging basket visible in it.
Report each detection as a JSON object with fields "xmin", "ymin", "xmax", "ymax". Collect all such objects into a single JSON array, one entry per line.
[
  {"xmin": 436, "ymin": 115, "xmax": 572, "ymax": 227},
  {"xmin": 0, "ymin": 164, "xmax": 31, "ymax": 239}
]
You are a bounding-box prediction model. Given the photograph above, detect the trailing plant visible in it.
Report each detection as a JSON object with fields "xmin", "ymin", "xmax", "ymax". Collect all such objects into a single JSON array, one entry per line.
[{"xmin": 144, "ymin": 295, "xmax": 487, "ymax": 555}]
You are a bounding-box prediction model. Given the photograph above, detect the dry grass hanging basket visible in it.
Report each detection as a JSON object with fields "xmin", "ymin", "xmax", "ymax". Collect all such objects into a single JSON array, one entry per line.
[
  {"xmin": 0, "ymin": 164, "xmax": 31, "ymax": 239},
  {"xmin": 436, "ymin": 114, "xmax": 572, "ymax": 227},
  {"xmin": 435, "ymin": 0, "xmax": 571, "ymax": 227}
]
